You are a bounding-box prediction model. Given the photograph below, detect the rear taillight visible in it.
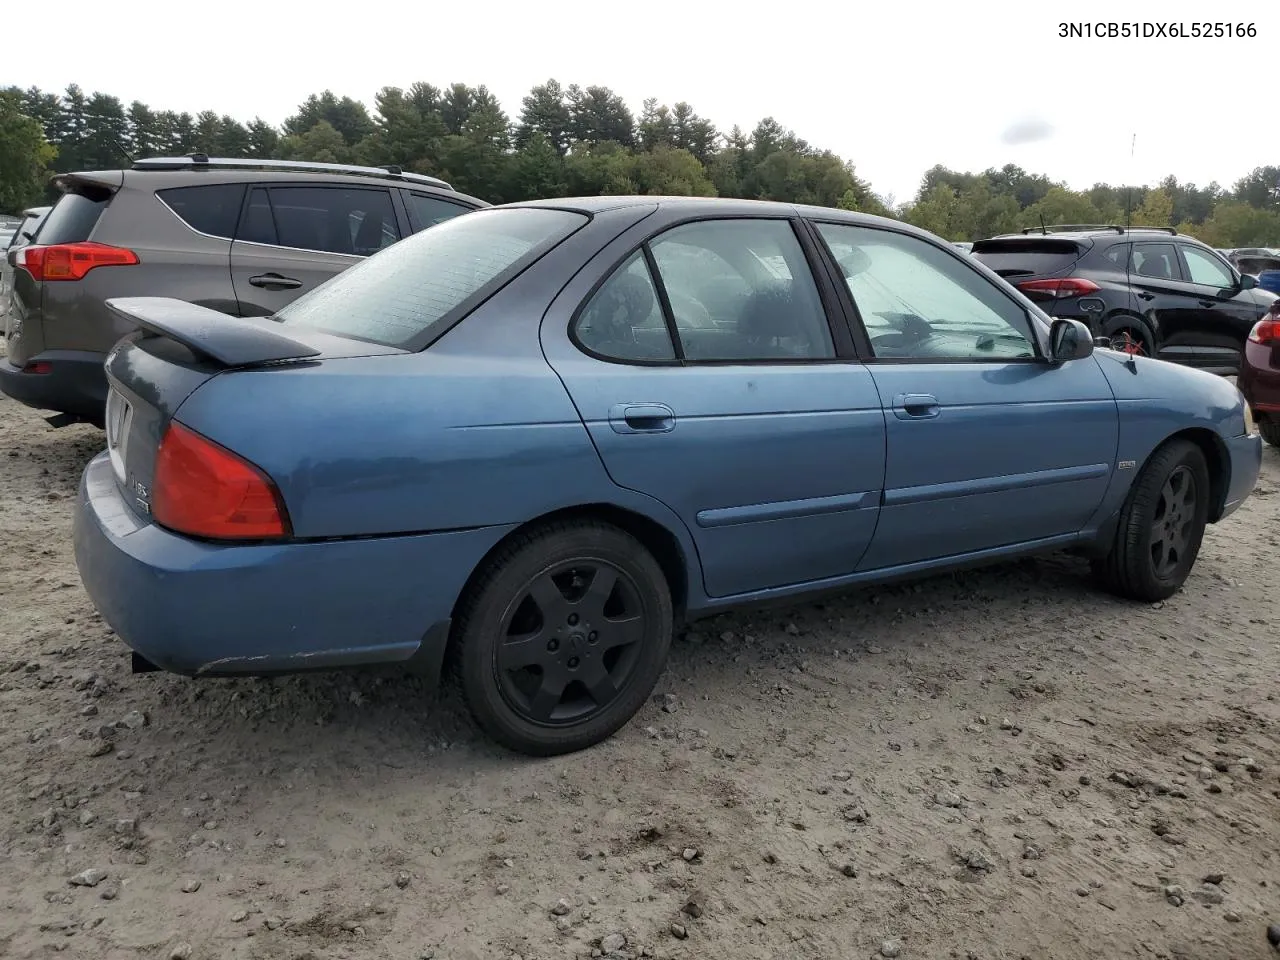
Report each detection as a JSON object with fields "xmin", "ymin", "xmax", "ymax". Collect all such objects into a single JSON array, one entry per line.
[
  {"xmin": 1249, "ymin": 318, "xmax": 1279, "ymax": 345},
  {"xmin": 20, "ymin": 242, "xmax": 138, "ymax": 282},
  {"xmin": 23, "ymin": 361, "xmax": 52, "ymax": 375},
  {"xmin": 1016, "ymin": 277, "xmax": 1101, "ymax": 298},
  {"xmin": 153, "ymin": 422, "xmax": 289, "ymax": 540}
]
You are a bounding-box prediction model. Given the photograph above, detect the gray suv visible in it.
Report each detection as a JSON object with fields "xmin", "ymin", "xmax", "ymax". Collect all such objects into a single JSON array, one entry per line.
[{"xmin": 1, "ymin": 156, "xmax": 488, "ymax": 426}]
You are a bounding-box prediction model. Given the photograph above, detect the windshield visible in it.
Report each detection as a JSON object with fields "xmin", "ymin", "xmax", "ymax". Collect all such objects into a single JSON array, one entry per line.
[{"xmin": 275, "ymin": 207, "xmax": 588, "ymax": 349}]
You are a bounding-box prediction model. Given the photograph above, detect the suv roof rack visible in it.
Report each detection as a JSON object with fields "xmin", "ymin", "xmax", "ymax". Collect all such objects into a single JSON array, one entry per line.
[
  {"xmin": 1019, "ymin": 223, "xmax": 1178, "ymax": 236},
  {"xmin": 130, "ymin": 155, "xmax": 453, "ymax": 191}
]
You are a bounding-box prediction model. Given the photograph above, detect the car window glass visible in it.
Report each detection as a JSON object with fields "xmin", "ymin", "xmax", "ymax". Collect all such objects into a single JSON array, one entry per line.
[
  {"xmin": 575, "ymin": 251, "xmax": 675, "ymax": 361},
  {"xmin": 648, "ymin": 219, "xmax": 834, "ymax": 361},
  {"xmin": 1130, "ymin": 243, "xmax": 1179, "ymax": 280},
  {"xmin": 817, "ymin": 222, "xmax": 1035, "ymax": 361},
  {"xmin": 409, "ymin": 193, "xmax": 471, "ymax": 230},
  {"xmin": 1182, "ymin": 245, "xmax": 1234, "ymax": 288},
  {"xmin": 276, "ymin": 208, "xmax": 586, "ymax": 349},
  {"xmin": 238, "ymin": 187, "xmax": 277, "ymax": 246},
  {"xmin": 1103, "ymin": 242, "xmax": 1131, "ymax": 270},
  {"xmin": 37, "ymin": 192, "xmax": 108, "ymax": 246},
  {"xmin": 156, "ymin": 184, "xmax": 246, "ymax": 239},
  {"xmin": 266, "ymin": 186, "xmax": 399, "ymax": 257}
]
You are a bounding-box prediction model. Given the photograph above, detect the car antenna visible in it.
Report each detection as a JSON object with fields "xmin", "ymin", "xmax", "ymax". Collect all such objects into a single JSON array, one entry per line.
[
  {"xmin": 1038, "ymin": 213, "xmax": 1047, "ymax": 236},
  {"xmin": 1122, "ymin": 132, "xmax": 1137, "ymax": 370},
  {"xmin": 112, "ymin": 139, "xmax": 135, "ymax": 166}
]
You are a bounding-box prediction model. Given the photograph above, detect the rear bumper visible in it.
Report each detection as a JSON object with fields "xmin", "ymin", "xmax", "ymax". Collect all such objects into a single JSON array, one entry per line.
[
  {"xmin": 0, "ymin": 349, "xmax": 108, "ymax": 423},
  {"xmin": 1238, "ymin": 340, "xmax": 1280, "ymax": 414},
  {"xmin": 1220, "ymin": 432, "xmax": 1263, "ymax": 521},
  {"xmin": 73, "ymin": 452, "xmax": 514, "ymax": 678}
]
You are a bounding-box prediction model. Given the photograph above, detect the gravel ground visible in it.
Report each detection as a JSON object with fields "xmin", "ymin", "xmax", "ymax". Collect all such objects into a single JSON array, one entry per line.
[{"xmin": 1, "ymin": 390, "xmax": 1278, "ymax": 960}]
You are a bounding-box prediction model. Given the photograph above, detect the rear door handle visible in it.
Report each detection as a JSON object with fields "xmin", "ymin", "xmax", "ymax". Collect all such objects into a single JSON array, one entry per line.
[
  {"xmin": 893, "ymin": 393, "xmax": 941, "ymax": 420},
  {"xmin": 1137, "ymin": 292, "xmax": 1155, "ymax": 301},
  {"xmin": 1198, "ymin": 300, "xmax": 1216, "ymax": 308},
  {"xmin": 249, "ymin": 273, "xmax": 303, "ymax": 290},
  {"xmin": 608, "ymin": 402, "xmax": 676, "ymax": 434}
]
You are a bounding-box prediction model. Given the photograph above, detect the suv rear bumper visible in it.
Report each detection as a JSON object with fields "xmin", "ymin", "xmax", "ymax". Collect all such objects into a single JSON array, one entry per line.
[
  {"xmin": 0, "ymin": 349, "xmax": 108, "ymax": 423},
  {"xmin": 73, "ymin": 451, "xmax": 514, "ymax": 679}
]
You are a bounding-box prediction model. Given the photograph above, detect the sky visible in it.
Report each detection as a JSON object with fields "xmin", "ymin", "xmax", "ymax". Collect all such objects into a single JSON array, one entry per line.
[{"xmin": 5, "ymin": 1, "xmax": 1276, "ymax": 205}]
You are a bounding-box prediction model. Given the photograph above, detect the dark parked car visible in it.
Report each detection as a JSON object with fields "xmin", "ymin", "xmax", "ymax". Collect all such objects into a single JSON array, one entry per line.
[
  {"xmin": 0, "ymin": 205, "xmax": 50, "ymax": 320},
  {"xmin": 73, "ymin": 197, "xmax": 1260, "ymax": 756},
  {"xmin": 972, "ymin": 225, "xmax": 1279, "ymax": 373},
  {"xmin": 1, "ymin": 156, "xmax": 487, "ymax": 426},
  {"xmin": 1239, "ymin": 298, "xmax": 1280, "ymax": 446}
]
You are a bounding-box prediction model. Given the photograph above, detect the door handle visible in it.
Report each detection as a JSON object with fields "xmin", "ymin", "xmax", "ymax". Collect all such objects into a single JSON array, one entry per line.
[
  {"xmin": 893, "ymin": 393, "xmax": 941, "ymax": 420},
  {"xmin": 1198, "ymin": 300, "xmax": 1216, "ymax": 308},
  {"xmin": 608, "ymin": 402, "xmax": 676, "ymax": 434},
  {"xmin": 1137, "ymin": 292, "xmax": 1155, "ymax": 301},
  {"xmin": 248, "ymin": 273, "xmax": 303, "ymax": 290}
]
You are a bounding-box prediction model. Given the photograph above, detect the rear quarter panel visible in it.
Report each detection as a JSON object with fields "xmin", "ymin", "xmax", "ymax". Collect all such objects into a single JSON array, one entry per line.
[
  {"xmin": 50, "ymin": 188, "xmax": 238, "ymax": 355},
  {"xmin": 169, "ymin": 202, "xmax": 704, "ymax": 586}
]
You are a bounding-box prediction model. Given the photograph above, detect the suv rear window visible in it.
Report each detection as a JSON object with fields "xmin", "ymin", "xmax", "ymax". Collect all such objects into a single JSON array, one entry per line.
[
  {"xmin": 971, "ymin": 238, "xmax": 1084, "ymax": 277},
  {"xmin": 157, "ymin": 184, "xmax": 246, "ymax": 239},
  {"xmin": 38, "ymin": 190, "xmax": 110, "ymax": 246},
  {"xmin": 275, "ymin": 207, "xmax": 588, "ymax": 349}
]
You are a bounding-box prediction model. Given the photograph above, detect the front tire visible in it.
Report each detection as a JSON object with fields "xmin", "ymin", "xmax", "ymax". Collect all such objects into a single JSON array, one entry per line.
[
  {"xmin": 453, "ymin": 521, "xmax": 673, "ymax": 756},
  {"xmin": 1092, "ymin": 439, "xmax": 1210, "ymax": 602}
]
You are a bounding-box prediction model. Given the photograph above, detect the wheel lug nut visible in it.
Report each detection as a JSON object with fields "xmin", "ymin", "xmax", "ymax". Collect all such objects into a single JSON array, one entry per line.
[
  {"xmin": 588, "ymin": 631, "xmax": 598, "ymax": 643},
  {"xmin": 568, "ymin": 613, "xmax": 579, "ymax": 626},
  {"xmin": 547, "ymin": 639, "xmax": 559, "ymax": 652},
  {"xmin": 568, "ymin": 657, "xmax": 579, "ymax": 670}
]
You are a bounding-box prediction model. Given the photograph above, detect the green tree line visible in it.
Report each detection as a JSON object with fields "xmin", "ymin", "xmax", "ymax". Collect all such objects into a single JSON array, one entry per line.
[{"xmin": 2, "ymin": 82, "xmax": 1278, "ymax": 247}]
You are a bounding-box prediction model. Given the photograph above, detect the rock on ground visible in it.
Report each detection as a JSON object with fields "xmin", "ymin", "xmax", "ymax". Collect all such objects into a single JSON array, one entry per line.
[{"xmin": 0, "ymin": 393, "xmax": 1278, "ymax": 959}]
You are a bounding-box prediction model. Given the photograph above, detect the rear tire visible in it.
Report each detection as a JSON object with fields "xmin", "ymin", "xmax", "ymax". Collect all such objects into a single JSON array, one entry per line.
[
  {"xmin": 1259, "ymin": 416, "xmax": 1280, "ymax": 448},
  {"xmin": 1092, "ymin": 439, "xmax": 1210, "ymax": 602},
  {"xmin": 452, "ymin": 521, "xmax": 673, "ymax": 756}
]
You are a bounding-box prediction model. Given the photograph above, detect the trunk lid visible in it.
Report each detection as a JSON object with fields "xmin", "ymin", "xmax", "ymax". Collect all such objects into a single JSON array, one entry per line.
[{"xmin": 102, "ymin": 297, "xmax": 404, "ymax": 521}]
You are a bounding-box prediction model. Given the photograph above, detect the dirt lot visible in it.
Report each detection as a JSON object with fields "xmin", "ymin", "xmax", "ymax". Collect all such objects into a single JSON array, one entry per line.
[{"xmin": 1, "ymin": 392, "xmax": 1278, "ymax": 960}]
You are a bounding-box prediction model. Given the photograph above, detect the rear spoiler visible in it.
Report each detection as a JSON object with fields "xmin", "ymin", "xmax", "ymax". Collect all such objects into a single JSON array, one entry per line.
[{"xmin": 104, "ymin": 297, "xmax": 322, "ymax": 367}]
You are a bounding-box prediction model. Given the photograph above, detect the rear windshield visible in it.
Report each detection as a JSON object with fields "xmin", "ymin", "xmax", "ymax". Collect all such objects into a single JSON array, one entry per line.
[
  {"xmin": 971, "ymin": 238, "xmax": 1084, "ymax": 276},
  {"xmin": 275, "ymin": 207, "xmax": 587, "ymax": 348},
  {"xmin": 38, "ymin": 190, "xmax": 110, "ymax": 246}
]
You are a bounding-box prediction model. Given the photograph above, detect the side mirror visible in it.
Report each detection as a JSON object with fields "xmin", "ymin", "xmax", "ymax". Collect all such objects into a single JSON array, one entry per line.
[
  {"xmin": 1049, "ymin": 318, "xmax": 1094, "ymax": 363},
  {"xmin": 1238, "ymin": 274, "xmax": 1257, "ymax": 290}
]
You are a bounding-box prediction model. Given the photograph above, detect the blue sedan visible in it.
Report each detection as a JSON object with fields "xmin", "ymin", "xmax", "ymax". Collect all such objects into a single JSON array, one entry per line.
[{"xmin": 73, "ymin": 197, "xmax": 1262, "ymax": 755}]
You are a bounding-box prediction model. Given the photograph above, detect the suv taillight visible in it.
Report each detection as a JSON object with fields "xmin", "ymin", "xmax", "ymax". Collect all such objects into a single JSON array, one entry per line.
[
  {"xmin": 1249, "ymin": 318, "xmax": 1279, "ymax": 345},
  {"xmin": 153, "ymin": 422, "xmax": 289, "ymax": 540},
  {"xmin": 20, "ymin": 242, "xmax": 138, "ymax": 282},
  {"xmin": 1016, "ymin": 277, "xmax": 1102, "ymax": 298}
]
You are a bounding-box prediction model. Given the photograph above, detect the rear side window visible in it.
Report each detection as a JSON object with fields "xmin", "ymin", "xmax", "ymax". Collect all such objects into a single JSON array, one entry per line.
[
  {"xmin": 408, "ymin": 193, "xmax": 471, "ymax": 230},
  {"xmin": 971, "ymin": 238, "xmax": 1084, "ymax": 277},
  {"xmin": 1131, "ymin": 243, "xmax": 1179, "ymax": 280},
  {"xmin": 38, "ymin": 191, "xmax": 109, "ymax": 246},
  {"xmin": 275, "ymin": 207, "xmax": 587, "ymax": 349},
  {"xmin": 157, "ymin": 184, "xmax": 246, "ymax": 239},
  {"xmin": 267, "ymin": 186, "xmax": 399, "ymax": 257}
]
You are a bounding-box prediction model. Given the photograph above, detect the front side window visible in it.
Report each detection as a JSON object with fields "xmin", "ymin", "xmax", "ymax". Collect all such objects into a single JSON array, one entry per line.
[
  {"xmin": 817, "ymin": 222, "xmax": 1036, "ymax": 361},
  {"xmin": 266, "ymin": 186, "xmax": 399, "ymax": 257},
  {"xmin": 276, "ymin": 207, "xmax": 586, "ymax": 349},
  {"xmin": 1181, "ymin": 245, "xmax": 1234, "ymax": 288}
]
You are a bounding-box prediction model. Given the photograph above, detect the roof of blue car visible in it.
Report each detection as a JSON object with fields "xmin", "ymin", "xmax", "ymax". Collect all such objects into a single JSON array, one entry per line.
[{"xmin": 506, "ymin": 195, "xmax": 905, "ymax": 230}]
